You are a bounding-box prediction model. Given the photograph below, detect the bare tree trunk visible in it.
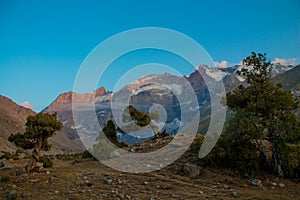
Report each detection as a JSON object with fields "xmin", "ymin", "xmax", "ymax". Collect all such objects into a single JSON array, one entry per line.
[
  {"xmin": 25, "ymin": 138, "xmax": 43, "ymax": 173},
  {"xmin": 272, "ymin": 142, "xmax": 284, "ymax": 177}
]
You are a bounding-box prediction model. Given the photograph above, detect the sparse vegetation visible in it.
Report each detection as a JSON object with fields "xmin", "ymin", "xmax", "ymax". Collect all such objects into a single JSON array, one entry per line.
[{"xmin": 0, "ymin": 175, "xmax": 10, "ymax": 183}]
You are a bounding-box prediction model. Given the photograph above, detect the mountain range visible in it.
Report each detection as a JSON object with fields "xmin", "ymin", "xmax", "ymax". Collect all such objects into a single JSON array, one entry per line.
[{"xmin": 0, "ymin": 64, "xmax": 298, "ymax": 153}]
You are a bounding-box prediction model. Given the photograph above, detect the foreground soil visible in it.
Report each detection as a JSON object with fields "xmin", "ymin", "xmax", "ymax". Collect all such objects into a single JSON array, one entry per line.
[{"xmin": 0, "ymin": 158, "xmax": 299, "ymax": 200}]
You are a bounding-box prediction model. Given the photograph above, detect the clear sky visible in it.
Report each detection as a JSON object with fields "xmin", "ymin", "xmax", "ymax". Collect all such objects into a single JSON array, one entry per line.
[{"xmin": 0, "ymin": 0, "xmax": 299, "ymax": 111}]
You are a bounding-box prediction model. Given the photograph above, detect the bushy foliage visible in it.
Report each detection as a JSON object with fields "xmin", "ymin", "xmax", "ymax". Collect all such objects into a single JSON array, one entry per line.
[
  {"xmin": 39, "ymin": 155, "xmax": 53, "ymax": 168},
  {"xmin": 81, "ymin": 150, "xmax": 95, "ymax": 159},
  {"xmin": 224, "ymin": 52, "xmax": 300, "ymax": 177},
  {"xmin": 123, "ymin": 105, "xmax": 152, "ymax": 127},
  {"xmin": 9, "ymin": 113, "xmax": 62, "ymax": 151},
  {"xmin": 102, "ymin": 120, "xmax": 127, "ymax": 148},
  {"xmin": 8, "ymin": 113, "xmax": 62, "ymax": 172},
  {"xmin": 192, "ymin": 53, "xmax": 300, "ymax": 177},
  {"xmin": 0, "ymin": 152, "xmax": 19, "ymax": 160},
  {"xmin": 0, "ymin": 175, "xmax": 10, "ymax": 183}
]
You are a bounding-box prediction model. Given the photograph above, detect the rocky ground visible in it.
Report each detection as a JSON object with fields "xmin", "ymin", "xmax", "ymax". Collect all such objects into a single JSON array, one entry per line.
[
  {"xmin": 0, "ymin": 156, "xmax": 299, "ymax": 200},
  {"xmin": 1, "ymin": 136, "xmax": 300, "ymax": 200}
]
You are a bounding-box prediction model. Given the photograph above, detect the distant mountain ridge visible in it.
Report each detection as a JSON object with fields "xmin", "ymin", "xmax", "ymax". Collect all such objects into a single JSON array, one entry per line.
[{"xmin": 0, "ymin": 95, "xmax": 35, "ymax": 153}]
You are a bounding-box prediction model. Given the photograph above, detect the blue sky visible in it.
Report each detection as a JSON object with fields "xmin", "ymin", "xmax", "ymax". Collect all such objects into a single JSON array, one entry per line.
[{"xmin": 0, "ymin": 0, "xmax": 299, "ymax": 111}]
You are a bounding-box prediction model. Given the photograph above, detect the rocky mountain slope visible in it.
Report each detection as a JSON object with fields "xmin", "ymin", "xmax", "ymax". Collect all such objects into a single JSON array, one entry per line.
[
  {"xmin": 41, "ymin": 65, "xmax": 252, "ymax": 151},
  {"xmin": 0, "ymin": 95, "xmax": 35, "ymax": 153}
]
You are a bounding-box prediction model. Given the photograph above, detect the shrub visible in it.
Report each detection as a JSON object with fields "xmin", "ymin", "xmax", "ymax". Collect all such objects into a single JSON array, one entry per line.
[
  {"xmin": 190, "ymin": 134, "xmax": 205, "ymax": 153},
  {"xmin": 0, "ymin": 152, "xmax": 19, "ymax": 160},
  {"xmin": 81, "ymin": 150, "xmax": 94, "ymax": 159},
  {"xmin": 0, "ymin": 175, "xmax": 10, "ymax": 182},
  {"xmin": 39, "ymin": 156, "xmax": 53, "ymax": 168}
]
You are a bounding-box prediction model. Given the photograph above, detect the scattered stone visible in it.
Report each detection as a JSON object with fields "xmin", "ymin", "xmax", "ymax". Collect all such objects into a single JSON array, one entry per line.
[
  {"xmin": 117, "ymin": 193, "xmax": 125, "ymax": 199},
  {"xmin": 223, "ymin": 184, "xmax": 229, "ymax": 189},
  {"xmin": 212, "ymin": 192, "xmax": 217, "ymax": 196},
  {"xmin": 262, "ymin": 186, "xmax": 268, "ymax": 191},
  {"xmin": 7, "ymin": 190, "xmax": 18, "ymax": 200},
  {"xmin": 29, "ymin": 179, "xmax": 39, "ymax": 183},
  {"xmin": 105, "ymin": 179, "xmax": 113, "ymax": 185},
  {"xmin": 251, "ymin": 179, "xmax": 262, "ymax": 186},
  {"xmin": 182, "ymin": 163, "xmax": 201, "ymax": 178},
  {"xmin": 271, "ymin": 182, "xmax": 277, "ymax": 186},
  {"xmin": 143, "ymin": 181, "xmax": 148, "ymax": 185},
  {"xmin": 199, "ymin": 190, "xmax": 203, "ymax": 195},
  {"xmin": 102, "ymin": 193, "xmax": 108, "ymax": 198},
  {"xmin": 231, "ymin": 191, "xmax": 237, "ymax": 198},
  {"xmin": 85, "ymin": 180, "xmax": 93, "ymax": 187},
  {"xmin": 54, "ymin": 190, "xmax": 59, "ymax": 194},
  {"xmin": 13, "ymin": 167, "xmax": 23, "ymax": 177},
  {"xmin": 279, "ymin": 183, "xmax": 285, "ymax": 187},
  {"xmin": 21, "ymin": 191, "xmax": 29, "ymax": 198}
]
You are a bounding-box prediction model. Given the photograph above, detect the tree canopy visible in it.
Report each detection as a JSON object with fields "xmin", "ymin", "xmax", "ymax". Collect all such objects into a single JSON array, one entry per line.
[
  {"xmin": 224, "ymin": 52, "xmax": 300, "ymax": 177},
  {"xmin": 9, "ymin": 112, "xmax": 62, "ymax": 172}
]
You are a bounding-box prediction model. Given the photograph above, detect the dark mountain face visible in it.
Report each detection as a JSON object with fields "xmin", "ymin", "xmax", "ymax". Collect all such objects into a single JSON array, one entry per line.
[{"xmin": 0, "ymin": 95, "xmax": 35, "ymax": 152}]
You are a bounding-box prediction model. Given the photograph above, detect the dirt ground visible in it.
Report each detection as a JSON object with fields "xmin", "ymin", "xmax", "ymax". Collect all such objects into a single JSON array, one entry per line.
[{"xmin": 0, "ymin": 158, "xmax": 299, "ymax": 200}]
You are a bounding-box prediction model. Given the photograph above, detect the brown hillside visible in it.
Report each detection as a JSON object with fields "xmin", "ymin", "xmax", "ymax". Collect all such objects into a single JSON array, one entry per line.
[{"xmin": 0, "ymin": 95, "xmax": 35, "ymax": 152}]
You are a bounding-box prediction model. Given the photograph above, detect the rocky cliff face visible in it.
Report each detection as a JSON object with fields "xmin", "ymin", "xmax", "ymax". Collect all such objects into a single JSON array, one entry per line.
[
  {"xmin": 0, "ymin": 95, "xmax": 35, "ymax": 152},
  {"xmin": 41, "ymin": 86, "xmax": 109, "ymax": 153},
  {"xmin": 44, "ymin": 86, "xmax": 107, "ymax": 112}
]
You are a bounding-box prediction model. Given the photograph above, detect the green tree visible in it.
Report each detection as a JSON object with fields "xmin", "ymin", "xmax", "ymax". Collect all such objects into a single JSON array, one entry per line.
[
  {"xmin": 225, "ymin": 52, "xmax": 300, "ymax": 177},
  {"xmin": 102, "ymin": 120, "xmax": 127, "ymax": 148},
  {"xmin": 9, "ymin": 113, "xmax": 62, "ymax": 172}
]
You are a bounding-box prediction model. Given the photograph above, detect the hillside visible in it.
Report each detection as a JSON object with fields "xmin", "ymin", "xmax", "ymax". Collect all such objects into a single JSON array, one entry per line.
[
  {"xmin": 0, "ymin": 95, "xmax": 35, "ymax": 153},
  {"xmin": 272, "ymin": 65, "xmax": 300, "ymax": 91}
]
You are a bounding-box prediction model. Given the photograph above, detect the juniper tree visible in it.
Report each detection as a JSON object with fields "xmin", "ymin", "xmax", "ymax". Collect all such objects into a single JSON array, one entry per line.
[
  {"xmin": 225, "ymin": 52, "xmax": 299, "ymax": 177},
  {"xmin": 9, "ymin": 113, "xmax": 62, "ymax": 172}
]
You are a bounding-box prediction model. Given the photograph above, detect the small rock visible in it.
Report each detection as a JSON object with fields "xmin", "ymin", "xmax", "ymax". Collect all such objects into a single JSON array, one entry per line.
[
  {"xmin": 262, "ymin": 186, "xmax": 268, "ymax": 191},
  {"xmin": 212, "ymin": 192, "xmax": 217, "ymax": 196},
  {"xmin": 143, "ymin": 181, "xmax": 148, "ymax": 185},
  {"xmin": 199, "ymin": 190, "xmax": 203, "ymax": 195},
  {"xmin": 231, "ymin": 191, "xmax": 237, "ymax": 198},
  {"xmin": 223, "ymin": 184, "xmax": 229, "ymax": 189},
  {"xmin": 21, "ymin": 191, "xmax": 29, "ymax": 198},
  {"xmin": 105, "ymin": 179, "xmax": 113, "ymax": 185},
  {"xmin": 102, "ymin": 193, "xmax": 108, "ymax": 197},
  {"xmin": 182, "ymin": 163, "xmax": 201, "ymax": 178},
  {"xmin": 85, "ymin": 180, "xmax": 93, "ymax": 187},
  {"xmin": 279, "ymin": 183, "xmax": 285, "ymax": 187},
  {"xmin": 271, "ymin": 182, "xmax": 277, "ymax": 186},
  {"xmin": 251, "ymin": 179, "xmax": 262, "ymax": 186},
  {"xmin": 7, "ymin": 190, "xmax": 18, "ymax": 200},
  {"xmin": 117, "ymin": 193, "xmax": 125, "ymax": 199},
  {"xmin": 54, "ymin": 190, "xmax": 59, "ymax": 194}
]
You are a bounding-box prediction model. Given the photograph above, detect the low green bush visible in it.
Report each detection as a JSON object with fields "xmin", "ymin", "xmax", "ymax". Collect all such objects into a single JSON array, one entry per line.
[{"xmin": 39, "ymin": 156, "xmax": 53, "ymax": 168}]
